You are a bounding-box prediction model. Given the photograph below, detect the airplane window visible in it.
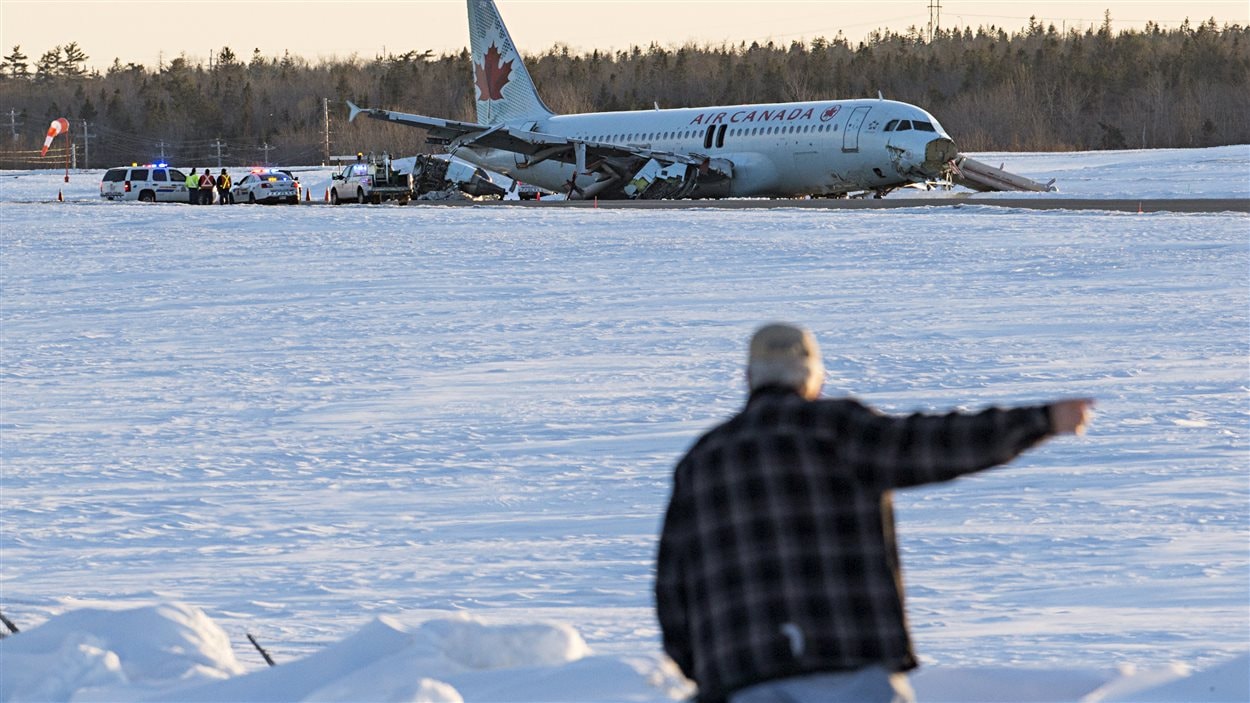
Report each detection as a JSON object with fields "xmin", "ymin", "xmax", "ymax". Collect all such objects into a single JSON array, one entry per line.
[
  {"xmin": 914, "ymin": 121, "xmax": 936, "ymax": 132},
  {"xmin": 885, "ymin": 120, "xmax": 898, "ymax": 132},
  {"xmin": 897, "ymin": 121, "xmax": 912, "ymax": 131}
]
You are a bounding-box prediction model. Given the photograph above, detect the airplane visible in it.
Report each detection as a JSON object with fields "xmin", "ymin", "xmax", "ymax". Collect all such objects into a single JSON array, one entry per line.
[{"xmin": 348, "ymin": 0, "xmax": 1023, "ymax": 200}]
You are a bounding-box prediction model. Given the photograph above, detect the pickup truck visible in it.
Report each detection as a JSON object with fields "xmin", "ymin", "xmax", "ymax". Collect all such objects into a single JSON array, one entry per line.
[{"xmin": 329, "ymin": 156, "xmax": 413, "ymax": 204}]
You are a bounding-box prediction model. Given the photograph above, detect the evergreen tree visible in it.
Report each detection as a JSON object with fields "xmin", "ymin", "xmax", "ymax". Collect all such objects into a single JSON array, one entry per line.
[
  {"xmin": 2, "ymin": 45, "xmax": 30, "ymax": 79},
  {"xmin": 61, "ymin": 42, "xmax": 89, "ymax": 77},
  {"xmin": 34, "ymin": 47, "xmax": 63, "ymax": 82}
]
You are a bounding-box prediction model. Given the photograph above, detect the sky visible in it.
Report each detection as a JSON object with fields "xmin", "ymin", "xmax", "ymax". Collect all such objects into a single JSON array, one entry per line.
[{"xmin": 1, "ymin": 0, "xmax": 1247, "ymax": 72}]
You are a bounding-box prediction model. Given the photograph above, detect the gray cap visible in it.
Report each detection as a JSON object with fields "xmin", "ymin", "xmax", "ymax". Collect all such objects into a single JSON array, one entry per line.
[{"xmin": 747, "ymin": 322, "xmax": 825, "ymax": 398}]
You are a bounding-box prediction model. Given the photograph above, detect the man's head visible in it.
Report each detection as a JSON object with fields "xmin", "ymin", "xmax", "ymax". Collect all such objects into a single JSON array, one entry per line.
[{"xmin": 746, "ymin": 323, "xmax": 825, "ymax": 400}]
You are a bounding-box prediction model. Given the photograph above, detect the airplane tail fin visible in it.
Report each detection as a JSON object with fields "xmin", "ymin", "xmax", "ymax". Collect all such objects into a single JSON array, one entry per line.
[{"xmin": 467, "ymin": 0, "xmax": 555, "ymax": 124}]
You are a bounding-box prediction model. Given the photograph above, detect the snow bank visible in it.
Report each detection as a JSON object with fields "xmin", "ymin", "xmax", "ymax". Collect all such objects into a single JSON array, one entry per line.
[
  {"xmin": 0, "ymin": 604, "xmax": 1245, "ymax": 702},
  {"xmin": 0, "ymin": 603, "xmax": 242, "ymax": 701},
  {"xmin": 0, "ymin": 604, "xmax": 689, "ymax": 702}
]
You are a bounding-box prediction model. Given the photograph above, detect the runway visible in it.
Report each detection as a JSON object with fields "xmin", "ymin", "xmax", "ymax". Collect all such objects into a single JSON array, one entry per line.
[{"xmin": 431, "ymin": 197, "xmax": 1250, "ymax": 213}]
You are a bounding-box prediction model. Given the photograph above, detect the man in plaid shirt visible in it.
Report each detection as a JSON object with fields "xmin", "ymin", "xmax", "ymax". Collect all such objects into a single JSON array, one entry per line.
[{"xmin": 655, "ymin": 323, "xmax": 1093, "ymax": 703}]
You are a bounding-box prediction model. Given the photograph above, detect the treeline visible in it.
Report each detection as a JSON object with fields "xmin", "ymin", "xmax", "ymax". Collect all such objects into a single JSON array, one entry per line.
[{"xmin": 1, "ymin": 17, "xmax": 1247, "ymax": 169}]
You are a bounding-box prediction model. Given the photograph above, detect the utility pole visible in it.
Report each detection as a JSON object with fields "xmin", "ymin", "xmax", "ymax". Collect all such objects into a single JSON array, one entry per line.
[
  {"xmin": 261, "ymin": 142, "xmax": 273, "ymax": 165},
  {"xmin": 80, "ymin": 119, "xmax": 94, "ymax": 169},
  {"xmin": 323, "ymin": 97, "xmax": 331, "ymax": 165},
  {"xmin": 7, "ymin": 109, "xmax": 20, "ymax": 144},
  {"xmin": 158, "ymin": 140, "xmax": 166, "ymax": 163},
  {"xmin": 212, "ymin": 138, "xmax": 226, "ymax": 167},
  {"xmin": 927, "ymin": 0, "xmax": 942, "ymax": 42}
]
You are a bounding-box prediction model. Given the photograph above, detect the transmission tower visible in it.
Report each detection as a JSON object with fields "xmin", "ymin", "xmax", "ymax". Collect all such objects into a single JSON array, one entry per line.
[{"xmin": 927, "ymin": 0, "xmax": 942, "ymax": 42}]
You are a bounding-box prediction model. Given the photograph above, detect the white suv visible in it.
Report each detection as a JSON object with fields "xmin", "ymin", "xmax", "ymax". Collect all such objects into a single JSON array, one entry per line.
[{"xmin": 99, "ymin": 165, "xmax": 192, "ymax": 202}]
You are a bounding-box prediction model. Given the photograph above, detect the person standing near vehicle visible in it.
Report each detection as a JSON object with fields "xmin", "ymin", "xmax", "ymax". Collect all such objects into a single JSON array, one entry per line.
[
  {"xmin": 185, "ymin": 167, "xmax": 200, "ymax": 204},
  {"xmin": 217, "ymin": 168, "xmax": 232, "ymax": 205},
  {"xmin": 655, "ymin": 322, "xmax": 1094, "ymax": 703},
  {"xmin": 198, "ymin": 168, "xmax": 217, "ymax": 205}
]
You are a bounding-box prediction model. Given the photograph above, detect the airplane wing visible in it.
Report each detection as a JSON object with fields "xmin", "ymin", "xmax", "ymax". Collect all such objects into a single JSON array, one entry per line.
[
  {"xmin": 348, "ymin": 101, "xmax": 733, "ymax": 199},
  {"xmin": 347, "ymin": 101, "xmax": 483, "ymax": 144}
]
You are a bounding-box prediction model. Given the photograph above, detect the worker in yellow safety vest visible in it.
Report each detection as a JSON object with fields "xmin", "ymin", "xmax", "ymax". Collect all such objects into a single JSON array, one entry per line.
[
  {"xmin": 186, "ymin": 168, "xmax": 200, "ymax": 204},
  {"xmin": 216, "ymin": 168, "xmax": 233, "ymax": 205}
]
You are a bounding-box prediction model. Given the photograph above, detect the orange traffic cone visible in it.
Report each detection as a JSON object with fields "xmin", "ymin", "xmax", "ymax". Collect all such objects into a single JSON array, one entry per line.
[
  {"xmin": 57, "ymin": 190, "xmax": 63, "ymax": 202},
  {"xmin": 305, "ymin": 188, "xmax": 310, "ymax": 202},
  {"xmin": 324, "ymin": 188, "xmax": 329, "ymax": 202}
]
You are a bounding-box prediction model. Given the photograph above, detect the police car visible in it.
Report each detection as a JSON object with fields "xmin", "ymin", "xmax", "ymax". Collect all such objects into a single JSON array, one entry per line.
[
  {"xmin": 99, "ymin": 164, "xmax": 191, "ymax": 202},
  {"xmin": 230, "ymin": 169, "xmax": 300, "ymax": 204}
]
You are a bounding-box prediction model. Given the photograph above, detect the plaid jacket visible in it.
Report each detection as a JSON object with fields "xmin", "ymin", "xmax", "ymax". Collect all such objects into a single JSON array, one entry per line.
[{"xmin": 655, "ymin": 386, "xmax": 1053, "ymax": 701}]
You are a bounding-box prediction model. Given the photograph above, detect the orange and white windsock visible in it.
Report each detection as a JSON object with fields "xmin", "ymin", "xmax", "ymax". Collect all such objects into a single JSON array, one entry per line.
[{"xmin": 40, "ymin": 118, "xmax": 69, "ymax": 157}]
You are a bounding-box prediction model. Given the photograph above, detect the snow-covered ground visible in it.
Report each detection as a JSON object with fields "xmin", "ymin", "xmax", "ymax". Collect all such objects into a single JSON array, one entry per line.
[{"xmin": 1, "ymin": 146, "xmax": 1248, "ymax": 701}]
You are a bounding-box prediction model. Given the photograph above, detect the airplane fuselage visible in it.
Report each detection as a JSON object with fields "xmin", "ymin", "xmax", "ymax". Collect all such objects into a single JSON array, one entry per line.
[
  {"xmin": 461, "ymin": 98, "xmax": 957, "ymax": 198},
  {"xmin": 350, "ymin": 0, "xmax": 968, "ymax": 200}
]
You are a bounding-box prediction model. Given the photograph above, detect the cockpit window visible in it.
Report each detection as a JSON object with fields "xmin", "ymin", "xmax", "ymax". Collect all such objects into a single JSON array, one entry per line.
[
  {"xmin": 896, "ymin": 121, "xmax": 912, "ymax": 131},
  {"xmin": 913, "ymin": 121, "xmax": 936, "ymax": 132},
  {"xmin": 884, "ymin": 120, "xmax": 899, "ymax": 132}
]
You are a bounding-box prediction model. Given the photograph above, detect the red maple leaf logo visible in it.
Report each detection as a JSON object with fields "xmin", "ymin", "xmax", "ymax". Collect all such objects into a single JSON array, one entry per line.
[{"xmin": 474, "ymin": 44, "xmax": 513, "ymax": 101}]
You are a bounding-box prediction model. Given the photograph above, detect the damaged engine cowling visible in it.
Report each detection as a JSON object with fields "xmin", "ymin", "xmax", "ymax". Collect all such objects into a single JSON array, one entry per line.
[
  {"xmin": 574, "ymin": 157, "xmax": 733, "ymax": 200},
  {"xmin": 412, "ymin": 154, "xmax": 507, "ymax": 198}
]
